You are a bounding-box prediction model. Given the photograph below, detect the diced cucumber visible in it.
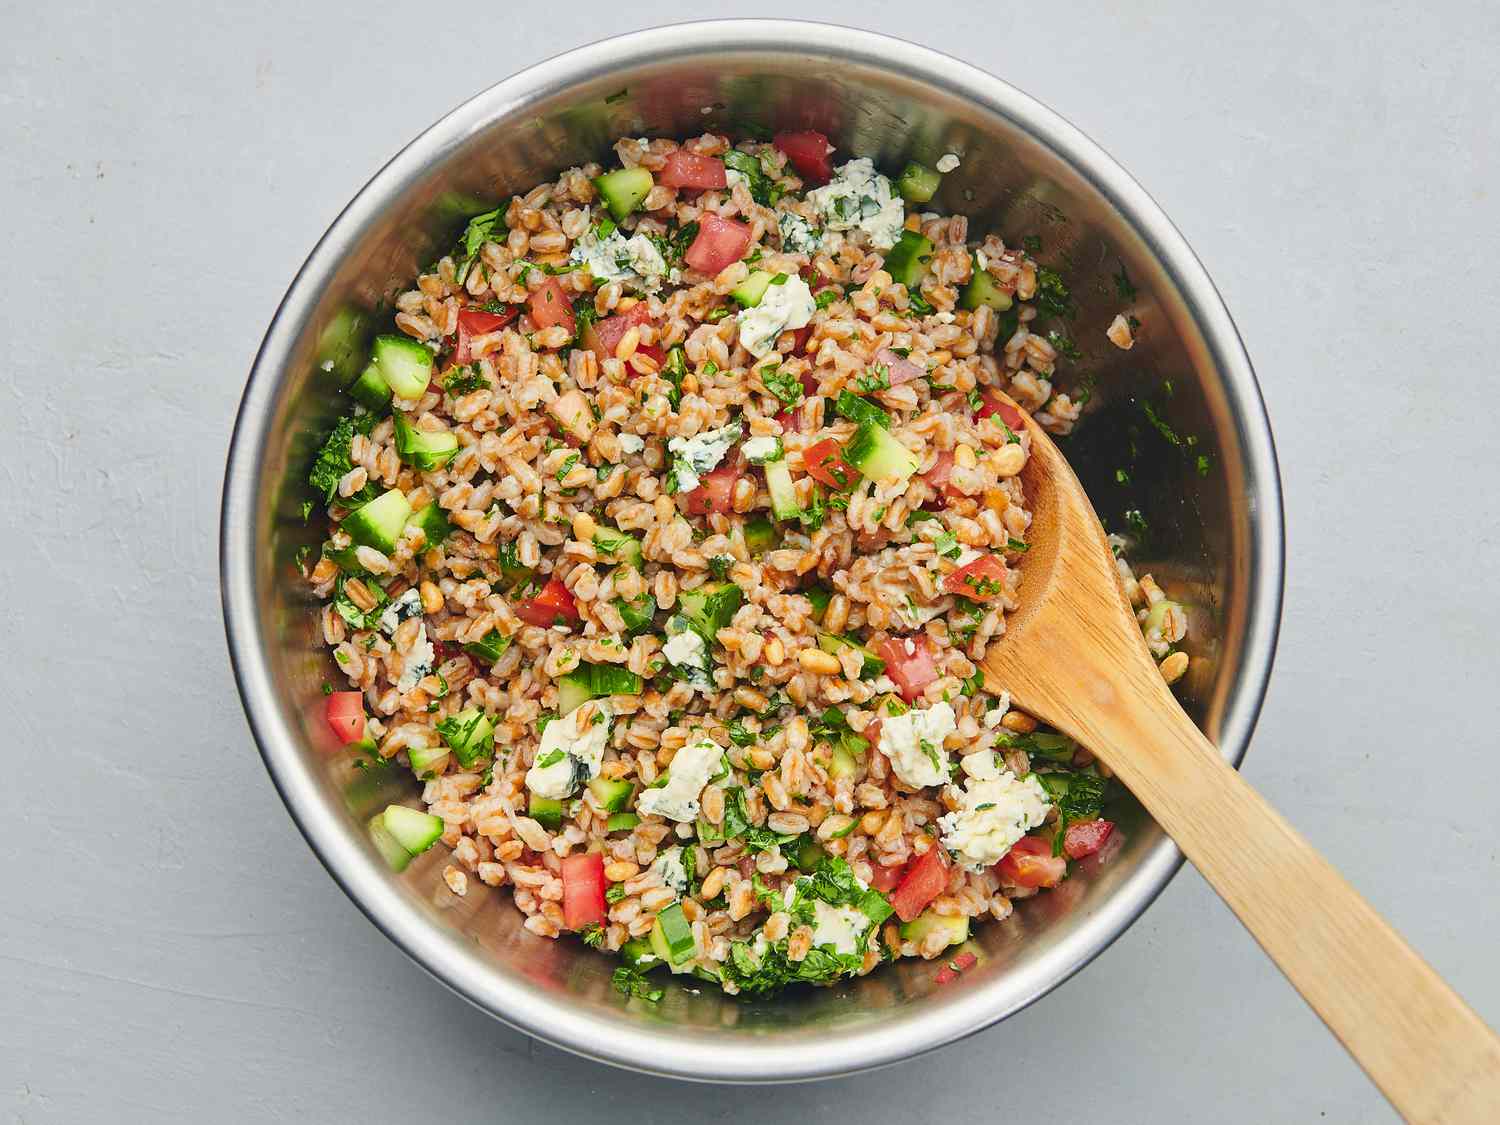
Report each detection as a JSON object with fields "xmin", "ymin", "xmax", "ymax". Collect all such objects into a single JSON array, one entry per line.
[
  {"xmin": 349, "ymin": 363, "xmax": 393, "ymax": 411},
  {"xmin": 792, "ymin": 837, "xmax": 826, "ymax": 873},
  {"xmin": 828, "ymin": 741, "xmax": 863, "ymax": 780},
  {"xmin": 651, "ymin": 903, "xmax": 696, "ymax": 966},
  {"xmin": 614, "ymin": 592, "xmax": 657, "ymax": 636},
  {"xmin": 369, "ymin": 334, "xmax": 434, "ymax": 400},
  {"xmin": 998, "ymin": 730, "xmax": 1077, "ymax": 761},
  {"xmin": 959, "ymin": 256, "xmax": 1014, "ymax": 312},
  {"xmin": 376, "ymin": 803, "xmax": 444, "ymax": 857},
  {"xmin": 557, "ymin": 669, "xmax": 594, "ymax": 717},
  {"xmin": 529, "ymin": 794, "xmax": 564, "ymax": 831},
  {"xmin": 592, "ymin": 524, "xmax": 643, "ymax": 570},
  {"xmin": 895, "ymin": 160, "xmax": 943, "ymax": 204},
  {"xmin": 463, "ymin": 630, "xmax": 510, "ymax": 665},
  {"xmin": 804, "ymin": 584, "xmax": 832, "ymax": 622},
  {"xmin": 589, "ymin": 777, "xmax": 636, "ymax": 813},
  {"xmin": 764, "ymin": 458, "xmax": 799, "ymax": 521},
  {"xmin": 834, "ymin": 390, "xmax": 891, "ymax": 430},
  {"xmin": 883, "ymin": 229, "xmax": 934, "ymax": 288},
  {"xmin": 594, "ymin": 167, "xmax": 654, "ymax": 221},
  {"xmin": 438, "ymin": 707, "xmax": 494, "ymax": 768},
  {"xmin": 368, "ymin": 816, "xmax": 415, "ymax": 872},
  {"xmin": 677, "ymin": 581, "xmax": 744, "ymax": 640},
  {"xmin": 498, "ymin": 545, "xmax": 535, "ymax": 588},
  {"xmin": 407, "ymin": 502, "xmax": 451, "ymax": 547},
  {"xmin": 407, "ymin": 744, "xmax": 449, "ymax": 778},
  {"xmin": 620, "ymin": 937, "xmax": 662, "ymax": 971},
  {"xmin": 392, "ymin": 412, "xmax": 459, "ymax": 470},
  {"xmin": 898, "ymin": 909, "xmax": 969, "ymax": 950},
  {"xmin": 843, "ymin": 421, "xmax": 920, "ymax": 484},
  {"xmin": 743, "ymin": 514, "xmax": 777, "ymax": 555},
  {"xmin": 817, "ymin": 632, "xmax": 886, "ymax": 680},
  {"xmin": 342, "ymin": 489, "xmax": 411, "ymax": 554},
  {"xmin": 731, "ymin": 269, "xmax": 775, "ymax": 307},
  {"xmin": 588, "ymin": 662, "xmax": 644, "ymax": 696},
  {"xmin": 605, "ymin": 811, "xmax": 641, "ymax": 833}
]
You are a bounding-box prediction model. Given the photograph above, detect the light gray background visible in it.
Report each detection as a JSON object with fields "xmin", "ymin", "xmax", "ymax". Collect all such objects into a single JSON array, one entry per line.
[{"xmin": 5, "ymin": 1, "xmax": 1498, "ymax": 1121}]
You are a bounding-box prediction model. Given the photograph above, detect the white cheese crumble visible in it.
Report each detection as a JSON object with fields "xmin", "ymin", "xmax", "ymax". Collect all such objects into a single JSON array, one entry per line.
[
  {"xmin": 378, "ymin": 588, "xmax": 423, "ymax": 635},
  {"xmin": 667, "ymin": 421, "xmax": 742, "ymax": 493},
  {"xmin": 636, "ymin": 736, "xmax": 723, "ymax": 822},
  {"xmin": 524, "ymin": 701, "xmax": 612, "ymax": 800},
  {"xmin": 725, "ymin": 167, "xmax": 751, "ymax": 192},
  {"xmin": 777, "ymin": 212, "xmax": 823, "ymax": 254},
  {"xmin": 396, "ymin": 623, "xmax": 434, "ymax": 694},
  {"xmin": 616, "ymin": 433, "xmax": 645, "ymax": 455},
  {"xmin": 877, "ymin": 700, "xmax": 957, "ymax": 789},
  {"xmin": 783, "ymin": 877, "xmax": 874, "ymax": 955},
  {"xmin": 650, "ymin": 846, "xmax": 689, "ymax": 897},
  {"xmin": 740, "ymin": 434, "xmax": 783, "ymax": 464},
  {"xmin": 935, "ymin": 153, "xmax": 961, "ymax": 173},
  {"xmin": 735, "ymin": 275, "xmax": 816, "ymax": 359},
  {"xmin": 805, "ymin": 158, "xmax": 907, "ymax": 250},
  {"xmin": 569, "ymin": 226, "xmax": 670, "ymax": 292},
  {"xmin": 662, "ymin": 627, "xmax": 709, "ymax": 683},
  {"xmin": 938, "ymin": 770, "xmax": 1050, "ymax": 872}
]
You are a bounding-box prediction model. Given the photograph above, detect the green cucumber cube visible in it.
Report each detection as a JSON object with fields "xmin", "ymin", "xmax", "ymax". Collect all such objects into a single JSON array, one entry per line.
[
  {"xmin": 342, "ymin": 489, "xmax": 411, "ymax": 554},
  {"xmin": 594, "ymin": 167, "xmax": 654, "ymax": 221}
]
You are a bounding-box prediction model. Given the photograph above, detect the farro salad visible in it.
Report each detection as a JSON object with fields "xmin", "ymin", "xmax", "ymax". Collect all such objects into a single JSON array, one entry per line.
[{"xmin": 304, "ymin": 131, "xmax": 1190, "ymax": 999}]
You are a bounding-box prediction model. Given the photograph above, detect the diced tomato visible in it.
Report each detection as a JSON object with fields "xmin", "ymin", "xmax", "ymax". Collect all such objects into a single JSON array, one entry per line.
[
  {"xmin": 889, "ymin": 846, "xmax": 948, "ymax": 923},
  {"xmin": 789, "ymin": 325, "xmax": 815, "ymax": 357},
  {"xmin": 976, "ymin": 391, "xmax": 1026, "ymax": 432},
  {"xmin": 515, "ymin": 576, "xmax": 579, "ymax": 627},
  {"xmin": 773, "ymin": 408, "xmax": 801, "ymax": 433},
  {"xmin": 798, "ymin": 370, "xmax": 819, "ymax": 396},
  {"xmin": 1062, "ymin": 819, "xmax": 1116, "ymax": 861},
  {"xmin": 681, "ymin": 460, "xmax": 741, "ymax": 516},
  {"xmin": 773, "ymin": 130, "xmax": 834, "ymax": 186},
  {"xmin": 430, "ymin": 639, "xmax": 462, "ymax": 667},
  {"xmin": 802, "ymin": 437, "xmax": 856, "ymax": 489},
  {"xmin": 657, "ymin": 150, "xmax": 727, "ymax": 190},
  {"xmin": 934, "ymin": 950, "xmax": 978, "ymax": 984},
  {"xmin": 874, "ymin": 635, "xmax": 939, "ymax": 704},
  {"xmin": 923, "ymin": 450, "xmax": 957, "ymax": 498},
  {"xmin": 454, "ymin": 307, "xmax": 517, "ymax": 365},
  {"xmin": 561, "ymin": 852, "xmax": 607, "ymax": 930},
  {"xmin": 636, "ymin": 343, "xmax": 668, "ymax": 370},
  {"xmin": 582, "ymin": 302, "xmax": 654, "ymax": 361},
  {"xmin": 527, "ymin": 276, "xmax": 576, "ymax": 334},
  {"xmin": 684, "ymin": 214, "xmax": 753, "ymax": 275},
  {"xmin": 997, "ymin": 835, "xmax": 1067, "ymax": 889},
  {"xmin": 324, "ymin": 691, "xmax": 365, "ymax": 744},
  {"xmin": 875, "ymin": 347, "xmax": 924, "ymax": 385},
  {"xmin": 869, "ymin": 860, "xmax": 908, "ymax": 893},
  {"xmin": 943, "ymin": 553, "xmax": 1009, "ymax": 602}
]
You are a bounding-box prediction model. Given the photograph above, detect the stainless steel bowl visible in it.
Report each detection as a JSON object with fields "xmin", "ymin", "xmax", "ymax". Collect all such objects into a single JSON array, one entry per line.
[{"xmin": 221, "ymin": 19, "xmax": 1283, "ymax": 1082}]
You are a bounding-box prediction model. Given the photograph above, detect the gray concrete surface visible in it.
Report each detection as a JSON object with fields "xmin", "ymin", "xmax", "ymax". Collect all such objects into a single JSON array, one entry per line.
[{"xmin": 5, "ymin": 1, "xmax": 1498, "ymax": 1120}]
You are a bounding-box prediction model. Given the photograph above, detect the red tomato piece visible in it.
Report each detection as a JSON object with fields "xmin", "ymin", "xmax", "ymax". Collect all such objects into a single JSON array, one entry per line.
[
  {"xmin": 681, "ymin": 461, "xmax": 741, "ymax": 516},
  {"xmin": 582, "ymin": 302, "xmax": 654, "ymax": 361},
  {"xmin": 943, "ymin": 553, "xmax": 1009, "ymax": 602},
  {"xmin": 684, "ymin": 214, "xmax": 753, "ymax": 275},
  {"xmin": 801, "ymin": 437, "xmax": 856, "ymax": 490},
  {"xmin": 636, "ymin": 343, "xmax": 668, "ymax": 370},
  {"xmin": 1062, "ymin": 819, "xmax": 1116, "ymax": 860},
  {"xmin": 976, "ymin": 391, "xmax": 1027, "ymax": 432},
  {"xmin": 889, "ymin": 846, "xmax": 948, "ymax": 923},
  {"xmin": 324, "ymin": 691, "xmax": 365, "ymax": 744},
  {"xmin": 875, "ymin": 347, "xmax": 924, "ymax": 385},
  {"xmin": 515, "ymin": 576, "xmax": 579, "ymax": 627},
  {"xmin": 874, "ymin": 635, "xmax": 939, "ymax": 704},
  {"xmin": 997, "ymin": 835, "xmax": 1068, "ymax": 889},
  {"xmin": 657, "ymin": 150, "xmax": 728, "ymax": 190},
  {"xmin": 868, "ymin": 860, "xmax": 908, "ymax": 893},
  {"xmin": 923, "ymin": 449, "xmax": 957, "ymax": 500},
  {"xmin": 527, "ymin": 276, "xmax": 576, "ymax": 334},
  {"xmin": 934, "ymin": 950, "xmax": 978, "ymax": 985},
  {"xmin": 454, "ymin": 307, "xmax": 517, "ymax": 365},
  {"xmin": 789, "ymin": 325, "xmax": 815, "ymax": 357},
  {"xmin": 773, "ymin": 130, "xmax": 835, "ymax": 186},
  {"xmin": 773, "ymin": 408, "xmax": 801, "ymax": 433},
  {"xmin": 561, "ymin": 852, "xmax": 607, "ymax": 930}
]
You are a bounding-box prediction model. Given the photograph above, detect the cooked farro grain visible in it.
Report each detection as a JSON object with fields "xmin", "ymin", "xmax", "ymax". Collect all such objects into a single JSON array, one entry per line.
[{"xmin": 307, "ymin": 134, "xmax": 1190, "ymax": 998}]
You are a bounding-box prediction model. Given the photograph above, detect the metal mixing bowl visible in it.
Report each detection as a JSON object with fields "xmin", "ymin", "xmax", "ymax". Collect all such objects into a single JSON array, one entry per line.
[{"xmin": 221, "ymin": 19, "xmax": 1283, "ymax": 1082}]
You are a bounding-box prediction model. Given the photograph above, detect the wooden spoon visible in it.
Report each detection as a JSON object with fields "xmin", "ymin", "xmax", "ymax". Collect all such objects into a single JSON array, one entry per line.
[{"xmin": 980, "ymin": 392, "xmax": 1500, "ymax": 1123}]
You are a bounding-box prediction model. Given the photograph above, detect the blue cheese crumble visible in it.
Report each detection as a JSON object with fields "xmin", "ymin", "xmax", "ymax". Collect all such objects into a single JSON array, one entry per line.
[
  {"xmin": 735, "ymin": 275, "xmax": 816, "ymax": 359},
  {"xmin": 877, "ymin": 700, "xmax": 956, "ymax": 789},
  {"xmin": 667, "ymin": 421, "xmax": 742, "ymax": 493},
  {"xmin": 378, "ymin": 588, "xmax": 423, "ymax": 635},
  {"xmin": 650, "ymin": 846, "xmax": 690, "ymax": 897},
  {"xmin": 662, "ymin": 621, "xmax": 713, "ymax": 690},
  {"xmin": 395, "ymin": 622, "xmax": 434, "ymax": 694},
  {"xmin": 805, "ymin": 158, "xmax": 907, "ymax": 250},
  {"xmin": 570, "ymin": 223, "xmax": 672, "ymax": 292},
  {"xmin": 777, "ymin": 212, "xmax": 823, "ymax": 255},
  {"xmin": 637, "ymin": 736, "xmax": 724, "ymax": 822},
  {"xmin": 740, "ymin": 434, "xmax": 783, "ymax": 464},
  {"xmin": 938, "ymin": 761, "xmax": 1050, "ymax": 872},
  {"xmin": 525, "ymin": 700, "xmax": 612, "ymax": 800}
]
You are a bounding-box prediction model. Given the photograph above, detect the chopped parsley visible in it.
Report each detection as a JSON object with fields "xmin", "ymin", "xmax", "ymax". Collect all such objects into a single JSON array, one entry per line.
[
  {"xmin": 854, "ymin": 364, "xmax": 890, "ymax": 394},
  {"xmin": 555, "ymin": 452, "xmax": 581, "ymax": 483},
  {"xmin": 454, "ymin": 205, "xmax": 505, "ymax": 283},
  {"xmin": 708, "ymin": 555, "xmax": 734, "ymax": 580},
  {"xmin": 758, "ymin": 364, "xmax": 805, "ymax": 408},
  {"xmin": 1033, "ymin": 266, "xmax": 1075, "ymax": 319},
  {"xmin": 308, "ymin": 413, "xmax": 375, "ymax": 503},
  {"xmin": 814, "ymin": 288, "xmax": 839, "ymax": 310},
  {"xmin": 443, "ymin": 364, "xmax": 490, "ymax": 395},
  {"xmin": 933, "ymin": 531, "xmax": 961, "ymax": 559},
  {"xmin": 611, "ymin": 965, "xmax": 663, "ymax": 1003}
]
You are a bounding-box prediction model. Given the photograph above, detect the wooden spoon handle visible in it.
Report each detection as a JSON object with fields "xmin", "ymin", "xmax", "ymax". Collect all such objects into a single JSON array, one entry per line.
[{"xmin": 1092, "ymin": 692, "xmax": 1500, "ymax": 1122}]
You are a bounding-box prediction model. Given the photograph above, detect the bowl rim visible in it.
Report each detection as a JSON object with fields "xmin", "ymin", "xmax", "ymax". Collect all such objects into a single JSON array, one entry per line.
[{"xmin": 221, "ymin": 17, "xmax": 1285, "ymax": 1083}]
